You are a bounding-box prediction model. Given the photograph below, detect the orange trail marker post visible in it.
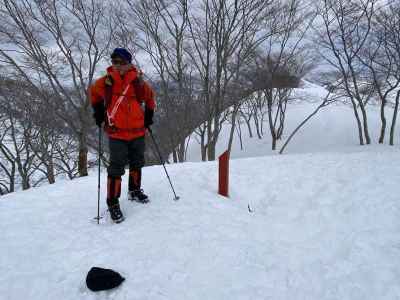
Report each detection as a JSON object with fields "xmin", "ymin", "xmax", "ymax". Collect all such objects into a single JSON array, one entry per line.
[{"xmin": 218, "ymin": 150, "xmax": 229, "ymax": 197}]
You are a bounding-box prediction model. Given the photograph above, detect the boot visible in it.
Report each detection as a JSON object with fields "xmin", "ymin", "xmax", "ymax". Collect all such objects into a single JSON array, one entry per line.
[
  {"xmin": 128, "ymin": 168, "xmax": 149, "ymax": 203},
  {"xmin": 107, "ymin": 197, "xmax": 124, "ymax": 223},
  {"xmin": 107, "ymin": 175, "xmax": 124, "ymax": 223},
  {"xmin": 128, "ymin": 189, "xmax": 149, "ymax": 203}
]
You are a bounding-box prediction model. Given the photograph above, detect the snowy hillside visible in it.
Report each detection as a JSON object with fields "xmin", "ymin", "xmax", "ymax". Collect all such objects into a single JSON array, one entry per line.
[
  {"xmin": 1, "ymin": 146, "xmax": 400, "ymax": 299},
  {"xmin": 185, "ymin": 81, "xmax": 400, "ymax": 161}
]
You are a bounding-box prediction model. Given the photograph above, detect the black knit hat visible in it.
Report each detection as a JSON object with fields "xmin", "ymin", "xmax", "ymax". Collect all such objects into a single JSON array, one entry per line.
[
  {"xmin": 111, "ymin": 48, "xmax": 132, "ymax": 63},
  {"xmin": 86, "ymin": 267, "xmax": 125, "ymax": 292}
]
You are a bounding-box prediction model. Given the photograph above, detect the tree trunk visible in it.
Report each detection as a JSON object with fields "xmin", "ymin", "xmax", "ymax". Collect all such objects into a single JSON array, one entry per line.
[
  {"xmin": 198, "ymin": 124, "xmax": 207, "ymax": 161},
  {"xmin": 201, "ymin": 136, "xmax": 207, "ymax": 161},
  {"xmin": 10, "ymin": 164, "xmax": 15, "ymax": 193},
  {"xmin": 350, "ymin": 99, "xmax": 365, "ymax": 145},
  {"xmin": 78, "ymin": 130, "xmax": 88, "ymax": 177},
  {"xmin": 184, "ymin": 135, "xmax": 191, "ymax": 161},
  {"xmin": 253, "ymin": 112, "xmax": 262, "ymax": 139},
  {"xmin": 237, "ymin": 119, "xmax": 244, "ymax": 150},
  {"xmin": 277, "ymin": 102, "xmax": 286, "ymax": 139},
  {"xmin": 206, "ymin": 119, "xmax": 213, "ymax": 161},
  {"xmin": 227, "ymin": 107, "xmax": 239, "ymax": 154},
  {"xmin": 201, "ymin": 145, "xmax": 207, "ymax": 161},
  {"xmin": 359, "ymin": 104, "xmax": 371, "ymax": 144},
  {"xmin": 178, "ymin": 139, "xmax": 185, "ymax": 162},
  {"xmin": 389, "ymin": 90, "xmax": 400, "ymax": 145},
  {"xmin": 277, "ymin": 121, "xmax": 284, "ymax": 140},
  {"xmin": 21, "ymin": 175, "xmax": 30, "ymax": 190},
  {"xmin": 245, "ymin": 119, "xmax": 253, "ymax": 138},
  {"xmin": 172, "ymin": 149, "xmax": 178, "ymax": 163},
  {"xmin": 378, "ymin": 98, "xmax": 386, "ymax": 144},
  {"xmin": 207, "ymin": 140, "xmax": 216, "ymax": 161},
  {"xmin": 207, "ymin": 117, "xmax": 218, "ymax": 161},
  {"xmin": 267, "ymin": 99, "xmax": 277, "ymax": 150},
  {"xmin": 47, "ymin": 158, "xmax": 56, "ymax": 184}
]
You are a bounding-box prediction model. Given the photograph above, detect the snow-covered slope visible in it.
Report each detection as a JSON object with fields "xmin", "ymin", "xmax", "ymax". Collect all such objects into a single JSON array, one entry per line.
[
  {"xmin": 1, "ymin": 146, "xmax": 400, "ymax": 300},
  {"xmin": 185, "ymin": 81, "xmax": 400, "ymax": 161}
]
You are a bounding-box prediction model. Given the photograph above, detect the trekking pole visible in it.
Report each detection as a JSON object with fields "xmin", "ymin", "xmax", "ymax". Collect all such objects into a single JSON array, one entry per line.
[
  {"xmin": 148, "ymin": 127, "xmax": 180, "ymax": 201},
  {"xmin": 96, "ymin": 127, "xmax": 102, "ymax": 224}
]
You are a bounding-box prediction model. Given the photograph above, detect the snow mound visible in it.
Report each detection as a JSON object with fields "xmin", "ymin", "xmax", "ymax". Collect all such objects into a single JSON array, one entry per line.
[{"xmin": 1, "ymin": 147, "xmax": 400, "ymax": 299}]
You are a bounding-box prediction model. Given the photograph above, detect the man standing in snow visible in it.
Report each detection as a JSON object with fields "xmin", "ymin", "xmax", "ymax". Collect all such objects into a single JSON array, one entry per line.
[{"xmin": 89, "ymin": 48, "xmax": 156, "ymax": 223}]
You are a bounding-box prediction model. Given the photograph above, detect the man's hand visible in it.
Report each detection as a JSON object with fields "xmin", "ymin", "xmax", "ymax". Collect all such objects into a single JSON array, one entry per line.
[
  {"xmin": 93, "ymin": 102, "xmax": 105, "ymax": 127},
  {"xmin": 144, "ymin": 108, "xmax": 154, "ymax": 129}
]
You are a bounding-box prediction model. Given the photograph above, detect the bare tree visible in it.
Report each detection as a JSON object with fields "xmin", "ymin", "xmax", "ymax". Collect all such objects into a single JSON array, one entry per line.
[
  {"xmin": 238, "ymin": 102, "xmax": 255, "ymax": 138},
  {"xmin": 250, "ymin": 0, "xmax": 313, "ymax": 150},
  {"xmin": 214, "ymin": 0, "xmax": 309, "ymax": 153},
  {"xmin": 193, "ymin": 123, "xmax": 208, "ymax": 161},
  {"xmin": 0, "ymin": 0, "xmax": 115, "ymax": 176},
  {"xmin": 113, "ymin": 0, "xmax": 198, "ymax": 163},
  {"xmin": 0, "ymin": 76, "xmax": 62, "ymax": 189},
  {"xmin": 370, "ymin": 3, "xmax": 400, "ymax": 145},
  {"xmin": 0, "ymin": 117, "xmax": 16, "ymax": 194},
  {"xmin": 53, "ymin": 135, "xmax": 80, "ymax": 180},
  {"xmin": 249, "ymin": 55, "xmax": 299, "ymax": 149},
  {"xmin": 0, "ymin": 97, "xmax": 37, "ymax": 190},
  {"xmin": 317, "ymin": 0, "xmax": 377, "ymax": 145},
  {"xmin": 116, "ymin": 0, "xmax": 305, "ymax": 160},
  {"xmin": 0, "ymin": 73, "xmax": 86, "ymax": 193},
  {"xmin": 186, "ymin": 0, "xmax": 275, "ymax": 160}
]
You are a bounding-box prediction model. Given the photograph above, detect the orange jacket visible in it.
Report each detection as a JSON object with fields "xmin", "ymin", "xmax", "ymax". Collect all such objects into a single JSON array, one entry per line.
[{"xmin": 90, "ymin": 65, "xmax": 156, "ymax": 141}]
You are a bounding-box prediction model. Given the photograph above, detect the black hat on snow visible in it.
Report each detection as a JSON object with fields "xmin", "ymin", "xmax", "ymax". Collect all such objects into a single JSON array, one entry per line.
[{"xmin": 86, "ymin": 267, "xmax": 125, "ymax": 292}]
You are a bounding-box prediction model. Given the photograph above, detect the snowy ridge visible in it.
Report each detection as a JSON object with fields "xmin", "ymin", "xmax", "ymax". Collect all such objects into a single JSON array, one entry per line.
[
  {"xmin": 186, "ymin": 81, "xmax": 400, "ymax": 161},
  {"xmin": 1, "ymin": 147, "xmax": 400, "ymax": 299}
]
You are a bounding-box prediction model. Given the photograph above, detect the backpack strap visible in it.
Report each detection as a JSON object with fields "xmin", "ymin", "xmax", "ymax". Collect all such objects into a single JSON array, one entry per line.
[
  {"xmin": 104, "ymin": 73, "xmax": 143, "ymax": 107},
  {"xmin": 131, "ymin": 77, "xmax": 145, "ymax": 103},
  {"xmin": 103, "ymin": 74, "xmax": 144, "ymax": 131},
  {"xmin": 104, "ymin": 74, "xmax": 113, "ymax": 109}
]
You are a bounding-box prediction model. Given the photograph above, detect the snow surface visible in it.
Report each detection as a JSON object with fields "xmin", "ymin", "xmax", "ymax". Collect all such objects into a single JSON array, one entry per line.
[
  {"xmin": 1, "ymin": 145, "xmax": 400, "ymax": 300},
  {"xmin": 1, "ymin": 82, "xmax": 400, "ymax": 299}
]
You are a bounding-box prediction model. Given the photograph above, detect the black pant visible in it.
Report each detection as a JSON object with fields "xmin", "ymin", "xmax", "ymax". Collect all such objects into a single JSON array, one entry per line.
[{"xmin": 107, "ymin": 136, "xmax": 145, "ymax": 177}]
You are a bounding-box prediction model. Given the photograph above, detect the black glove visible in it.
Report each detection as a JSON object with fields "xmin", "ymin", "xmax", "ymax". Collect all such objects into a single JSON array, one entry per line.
[
  {"xmin": 92, "ymin": 102, "xmax": 105, "ymax": 127},
  {"xmin": 144, "ymin": 108, "xmax": 154, "ymax": 129}
]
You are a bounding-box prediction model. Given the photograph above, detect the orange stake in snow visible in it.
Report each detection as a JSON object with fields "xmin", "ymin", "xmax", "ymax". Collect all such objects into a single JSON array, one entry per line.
[{"xmin": 218, "ymin": 150, "xmax": 230, "ymax": 197}]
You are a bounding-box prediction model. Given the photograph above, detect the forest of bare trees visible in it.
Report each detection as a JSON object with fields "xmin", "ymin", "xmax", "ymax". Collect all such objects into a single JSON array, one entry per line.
[{"xmin": 0, "ymin": 0, "xmax": 399, "ymax": 195}]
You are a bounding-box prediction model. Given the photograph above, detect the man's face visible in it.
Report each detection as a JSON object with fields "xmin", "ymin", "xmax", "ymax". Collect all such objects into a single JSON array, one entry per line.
[{"xmin": 111, "ymin": 57, "xmax": 131, "ymax": 74}]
